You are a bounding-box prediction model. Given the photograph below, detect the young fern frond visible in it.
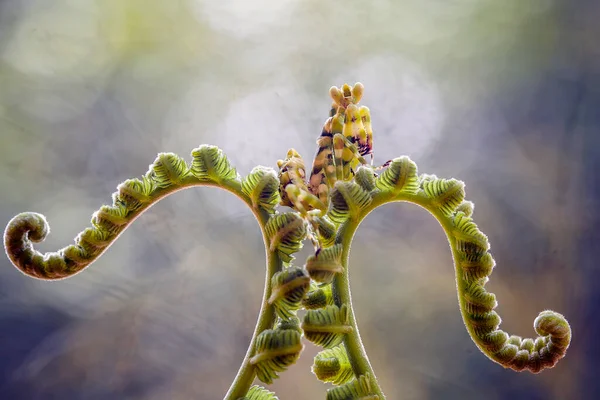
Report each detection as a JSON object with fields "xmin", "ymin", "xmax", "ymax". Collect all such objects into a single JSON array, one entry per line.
[
  {"xmin": 3, "ymin": 148, "xmax": 248, "ymax": 280},
  {"xmin": 420, "ymin": 176, "xmax": 465, "ymax": 216},
  {"xmin": 240, "ymin": 385, "xmax": 279, "ymax": 400},
  {"xmin": 302, "ymin": 305, "xmax": 353, "ymax": 348},
  {"xmin": 312, "ymin": 215, "xmax": 337, "ymax": 248},
  {"xmin": 302, "ymin": 282, "xmax": 334, "ymax": 310},
  {"xmin": 328, "ymin": 181, "xmax": 373, "ymax": 224},
  {"xmin": 326, "ymin": 373, "xmax": 380, "ymax": 400},
  {"xmin": 250, "ymin": 327, "xmax": 304, "ymax": 384},
  {"xmin": 268, "ymin": 266, "xmax": 311, "ymax": 319},
  {"xmin": 305, "ymin": 244, "xmax": 344, "ymax": 284},
  {"xmin": 264, "ymin": 213, "xmax": 307, "ymax": 263},
  {"xmin": 374, "ymin": 156, "xmax": 419, "ymax": 195},
  {"xmin": 149, "ymin": 152, "xmax": 190, "ymax": 187},
  {"xmin": 456, "ymin": 200, "xmax": 474, "ymax": 217},
  {"xmin": 338, "ymin": 167, "xmax": 572, "ymax": 382},
  {"xmin": 190, "ymin": 144, "xmax": 238, "ymax": 182},
  {"xmin": 353, "ymin": 166, "xmax": 377, "ymax": 193},
  {"xmin": 313, "ymin": 344, "xmax": 354, "ymax": 385},
  {"xmin": 3, "ymin": 82, "xmax": 572, "ymax": 399},
  {"xmin": 242, "ymin": 166, "xmax": 281, "ymax": 213}
]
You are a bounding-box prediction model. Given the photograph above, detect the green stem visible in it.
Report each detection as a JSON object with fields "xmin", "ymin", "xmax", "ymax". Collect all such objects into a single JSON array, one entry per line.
[
  {"xmin": 224, "ymin": 225, "xmax": 281, "ymax": 399},
  {"xmin": 332, "ymin": 191, "xmax": 439, "ymax": 399},
  {"xmin": 4, "ymin": 170, "xmax": 282, "ymax": 399},
  {"xmin": 333, "ymin": 212, "xmax": 384, "ymax": 398}
]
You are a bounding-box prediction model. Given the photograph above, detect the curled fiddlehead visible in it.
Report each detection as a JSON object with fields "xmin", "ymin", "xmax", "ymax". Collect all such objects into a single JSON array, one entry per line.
[
  {"xmin": 268, "ymin": 266, "xmax": 311, "ymax": 319},
  {"xmin": 250, "ymin": 318, "xmax": 304, "ymax": 384},
  {"xmin": 3, "ymin": 145, "xmax": 295, "ymax": 399},
  {"xmin": 241, "ymin": 385, "xmax": 279, "ymax": 400},
  {"xmin": 4, "ymin": 148, "xmax": 244, "ymax": 280},
  {"xmin": 4, "ymin": 83, "xmax": 572, "ymax": 399},
  {"xmin": 305, "ymin": 244, "xmax": 344, "ymax": 284},
  {"xmin": 313, "ymin": 344, "xmax": 354, "ymax": 385},
  {"xmin": 325, "ymin": 155, "xmax": 572, "ymax": 398}
]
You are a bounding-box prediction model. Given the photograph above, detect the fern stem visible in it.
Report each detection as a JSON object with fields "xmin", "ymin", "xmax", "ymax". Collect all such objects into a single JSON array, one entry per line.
[
  {"xmin": 334, "ymin": 217, "xmax": 386, "ymax": 399},
  {"xmin": 225, "ymin": 224, "xmax": 281, "ymax": 399}
]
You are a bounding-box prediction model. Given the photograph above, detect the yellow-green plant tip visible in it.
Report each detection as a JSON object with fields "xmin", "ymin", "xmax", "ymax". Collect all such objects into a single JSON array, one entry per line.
[
  {"xmin": 374, "ymin": 156, "xmax": 418, "ymax": 194},
  {"xmin": 326, "ymin": 373, "xmax": 380, "ymax": 400},
  {"xmin": 494, "ymin": 343, "xmax": 519, "ymax": 363},
  {"xmin": 4, "ymin": 213, "xmax": 76, "ymax": 279},
  {"xmin": 456, "ymin": 200, "xmax": 474, "ymax": 217},
  {"xmin": 116, "ymin": 177, "xmax": 153, "ymax": 210},
  {"xmin": 75, "ymin": 227, "xmax": 110, "ymax": 257},
  {"xmin": 467, "ymin": 311, "xmax": 501, "ymax": 337},
  {"xmin": 303, "ymin": 283, "xmax": 334, "ymax": 309},
  {"xmin": 268, "ymin": 266, "xmax": 310, "ymax": 319},
  {"xmin": 276, "ymin": 316, "xmax": 302, "ymax": 333},
  {"xmin": 354, "ymin": 166, "xmax": 377, "ymax": 193},
  {"xmin": 459, "ymin": 252, "xmax": 495, "ymax": 283},
  {"xmin": 190, "ymin": 144, "xmax": 238, "ymax": 182},
  {"xmin": 520, "ymin": 338, "xmax": 535, "ymax": 352},
  {"xmin": 452, "ymin": 213, "xmax": 490, "ymax": 261},
  {"xmin": 463, "ymin": 283, "xmax": 497, "ymax": 316},
  {"xmin": 313, "ymin": 344, "xmax": 354, "ymax": 385},
  {"xmin": 241, "ymin": 385, "xmax": 279, "ymax": 400},
  {"xmin": 92, "ymin": 204, "xmax": 129, "ymax": 234},
  {"xmin": 534, "ymin": 311, "xmax": 571, "ymax": 339},
  {"xmin": 62, "ymin": 245, "xmax": 88, "ymax": 264},
  {"xmin": 302, "ymin": 305, "xmax": 353, "ymax": 348},
  {"xmin": 146, "ymin": 152, "xmax": 189, "ymax": 188},
  {"xmin": 467, "ymin": 308, "xmax": 570, "ymax": 372},
  {"xmin": 421, "ymin": 177, "xmax": 465, "ymax": 215},
  {"xmin": 479, "ymin": 330, "xmax": 509, "ymax": 353},
  {"xmin": 328, "ymin": 181, "xmax": 372, "ymax": 224},
  {"xmin": 250, "ymin": 329, "xmax": 304, "ymax": 384},
  {"xmin": 305, "ymin": 244, "xmax": 344, "ymax": 284},
  {"xmin": 242, "ymin": 166, "xmax": 281, "ymax": 212},
  {"xmin": 313, "ymin": 215, "xmax": 336, "ymax": 248},
  {"xmin": 264, "ymin": 213, "xmax": 306, "ymax": 263}
]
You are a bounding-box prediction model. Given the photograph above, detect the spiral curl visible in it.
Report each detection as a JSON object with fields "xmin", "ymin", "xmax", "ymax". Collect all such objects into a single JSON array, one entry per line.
[{"xmin": 3, "ymin": 148, "xmax": 246, "ymax": 280}]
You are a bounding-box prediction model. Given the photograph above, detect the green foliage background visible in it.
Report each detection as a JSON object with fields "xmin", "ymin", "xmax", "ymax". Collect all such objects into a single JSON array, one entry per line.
[{"xmin": 0, "ymin": 0, "xmax": 598, "ymax": 398}]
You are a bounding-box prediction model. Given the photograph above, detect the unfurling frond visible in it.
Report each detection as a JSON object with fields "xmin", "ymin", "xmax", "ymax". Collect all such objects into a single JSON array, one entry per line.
[
  {"xmin": 313, "ymin": 344, "xmax": 354, "ymax": 385},
  {"xmin": 302, "ymin": 283, "xmax": 334, "ymax": 310},
  {"xmin": 326, "ymin": 373, "xmax": 380, "ymax": 400},
  {"xmin": 3, "ymin": 83, "xmax": 573, "ymax": 399},
  {"xmin": 329, "ymin": 181, "xmax": 373, "ymax": 224},
  {"xmin": 242, "ymin": 166, "xmax": 281, "ymax": 212},
  {"xmin": 456, "ymin": 200, "xmax": 474, "ymax": 217},
  {"xmin": 250, "ymin": 328, "xmax": 304, "ymax": 384},
  {"xmin": 191, "ymin": 144, "xmax": 238, "ymax": 182},
  {"xmin": 116, "ymin": 177, "xmax": 154, "ymax": 211},
  {"xmin": 268, "ymin": 266, "xmax": 310, "ymax": 319},
  {"xmin": 302, "ymin": 305, "xmax": 353, "ymax": 348},
  {"xmin": 420, "ymin": 176, "xmax": 465, "ymax": 215},
  {"xmin": 147, "ymin": 152, "xmax": 189, "ymax": 188},
  {"xmin": 264, "ymin": 213, "xmax": 306, "ymax": 263},
  {"xmin": 241, "ymin": 385, "xmax": 279, "ymax": 400},
  {"xmin": 305, "ymin": 244, "xmax": 344, "ymax": 284},
  {"xmin": 312, "ymin": 215, "xmax": 337, "ymax": 248},
  {"xmin": 354, "ymin": 166, "xmax": 377, "ymax": 193},
  {"xmin": 375, "ymin": 156, "xmax": 418, "ymax": 195}
]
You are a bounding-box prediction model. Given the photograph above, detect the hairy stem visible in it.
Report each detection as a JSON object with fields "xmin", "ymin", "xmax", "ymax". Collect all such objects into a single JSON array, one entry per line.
[
  {"xmin": 225, "ymin": 240, "xmax": 281, "ymax": 399},
  {"xmin": 333, "ymin": 218, "xmax": 386, "ymax": 399},
  {"xmin": 331, "ymin": 186, "xmax": 570, "ymax": 397},
  {"xmin": 4, "ymin": 148, "xmax": 287, "ymax": 399}
]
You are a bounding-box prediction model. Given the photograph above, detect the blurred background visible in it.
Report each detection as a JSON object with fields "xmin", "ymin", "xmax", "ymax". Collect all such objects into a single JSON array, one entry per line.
[{"xmin": 0, "ymin": 0, "xmax": 598, "ymax": 399}]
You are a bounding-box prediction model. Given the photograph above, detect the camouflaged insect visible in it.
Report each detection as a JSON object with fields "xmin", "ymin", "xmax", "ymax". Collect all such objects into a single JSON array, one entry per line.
[
  {"xmin": 276, "ymin": 83, "xmax": 386, "ymax": 249},
  {"xmin": 3, "ymin": 83, "xmax": 572, "ymax": 400}
]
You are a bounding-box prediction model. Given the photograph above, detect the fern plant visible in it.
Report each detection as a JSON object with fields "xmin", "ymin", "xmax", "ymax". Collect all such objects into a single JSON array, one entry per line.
[{"xmin": 3, "ymin": 83, "xmax": 571, "ymax": 399}]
